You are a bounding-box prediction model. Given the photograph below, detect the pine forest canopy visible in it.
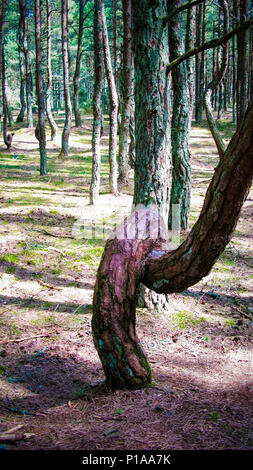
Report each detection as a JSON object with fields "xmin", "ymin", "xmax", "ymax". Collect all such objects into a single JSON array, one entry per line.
[{"xmin": 0, "ymin": 0, "xmax": 252, "ymax": 390}]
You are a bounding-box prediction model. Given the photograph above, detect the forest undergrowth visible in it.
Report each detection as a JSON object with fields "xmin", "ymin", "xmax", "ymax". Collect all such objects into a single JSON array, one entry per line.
[{"xmin": 0, "ymin": 112, "xmax": 252, "ymax": 451}]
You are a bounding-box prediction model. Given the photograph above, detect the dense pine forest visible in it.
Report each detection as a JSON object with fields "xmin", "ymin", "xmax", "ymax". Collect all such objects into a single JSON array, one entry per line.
[{"xmin": 0, "ymin": 0, "xmax": 253, "ymax": 458}]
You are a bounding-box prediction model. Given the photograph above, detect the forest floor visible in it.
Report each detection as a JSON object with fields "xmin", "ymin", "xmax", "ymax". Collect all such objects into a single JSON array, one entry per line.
[{"xmin": 0, "ymin": 112, "xmax": 252, "ymax": 453}]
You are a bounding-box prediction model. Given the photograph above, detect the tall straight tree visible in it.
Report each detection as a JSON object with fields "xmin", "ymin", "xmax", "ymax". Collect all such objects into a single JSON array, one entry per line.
[
  {"xmin": 59, "ymin": 0, "xmax": 72, "ymax": 159},
  {"xmin": 237, "ymin": 0, "xmax": 249, "ymax": 122},
  {"xmin": 168, "ymin": 0, "xmax": 191, "ymax": 231},
  {"xmin": 18, "ymin": 0, "xmax": 33, "ymax": 128},
  {"xmin": 35, "ymin": 0, "xmax": 47, "ymax": 175},
  {"xmin": 118, "ymin": 0, "xmax": 134, "ymax": 183},
  {"xmin": 73, "ymin": 0, "xmax": 85, "ymax": 127},
  {"xmin": 101, "ymin": 1, "xmax": 119, "ymax": 196},
  {"xmin": 132, "ymin": 0, "xmax": 171, "ymax": 222},
  {"xmin": 16, "ymin": 15, "xmax": 26, "ymax": 122},
  {"xmin": 90, "ymin": 0, "xmax": 103, "ymax": 205},
  {"xmin": 46, "ymin": 0, "xmax": 58, "ymax": 141}
]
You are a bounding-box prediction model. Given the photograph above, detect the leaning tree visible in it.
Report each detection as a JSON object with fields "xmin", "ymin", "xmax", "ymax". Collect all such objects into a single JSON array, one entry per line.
[{"xmin": 91, "ymin": 0, "xmax": 253, "ymax": 390}]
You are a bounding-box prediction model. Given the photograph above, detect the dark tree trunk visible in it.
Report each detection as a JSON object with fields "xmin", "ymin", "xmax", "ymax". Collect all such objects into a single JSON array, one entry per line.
[
  {"xmin": 16, "ymin": 17, "xmax": 26, "ymax": 123},
  {"xmin": 73, "ymin": 0, "xmax": 85, "ymax": 127},
  {"xmin": 101, "ymin": 1, "xmax": 119, "ymax": 196},
  {"xmin": 168, "ymin": 0, "xmax": 191, "ymax": 231},
  {"xmin": 90, "ymin": 0, "xmax": 104, "ymax": 205},
  {"xmin": 35, "ymin": 0, "xmax": 47, "ymax": 176},
  {"xmin": 118, "ymin": 0, "xmax": 134, "ymax": 183},
  {"xmin": 46, "ymin": 0, "xmax": 58, "ymax": 141},
  {"xmin": 59, "ymin": 0, "xmax": 72, "ymax": 159}
]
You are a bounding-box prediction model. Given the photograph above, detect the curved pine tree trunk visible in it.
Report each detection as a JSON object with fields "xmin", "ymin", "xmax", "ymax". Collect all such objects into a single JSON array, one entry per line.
[
  {"xmin": 92, "ymin": 98, "xmax": 253, "ymax": 390},
  {"xmin": 92, "ymin": 0, "xmax": 253, "ymax": 390}
]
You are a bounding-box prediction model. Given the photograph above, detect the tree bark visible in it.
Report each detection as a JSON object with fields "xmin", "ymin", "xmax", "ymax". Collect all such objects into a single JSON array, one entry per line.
[
  {"xmin": 35, "ymin": 0, "xmax": 47, "ymax": 176},
  {"xmin": 90, "ymin": 0, "xmax": 104, "ymax": 205},
  {"xmin": 59, "ymin": 0, "xmax": 72, "ymax": 159},
  {"xmin": 101, "ymin": 1, "xmax": 119, "ymax": 196},
  {"xmin": 118, "ymin": 0, "xmax": 134, "ymax": 183},
  {"xmin": 168, "ymin": 0, "xmax": 191, "ymax": 231},
  {"xmin": 46, "ymin": 0, "xmax": 58, "ymax": 141}
]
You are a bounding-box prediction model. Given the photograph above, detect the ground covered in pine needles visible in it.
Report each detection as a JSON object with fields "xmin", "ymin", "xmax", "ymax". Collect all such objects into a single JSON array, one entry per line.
[{"xmin": 0, "ymin": 113, "xmax": 252, "ymax": 452}]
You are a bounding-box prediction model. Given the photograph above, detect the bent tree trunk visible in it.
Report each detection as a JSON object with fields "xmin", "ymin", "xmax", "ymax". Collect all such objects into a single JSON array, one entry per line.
[{"xmin": 92, "ymin": 100, "xmax": 253, "ymax": 390}]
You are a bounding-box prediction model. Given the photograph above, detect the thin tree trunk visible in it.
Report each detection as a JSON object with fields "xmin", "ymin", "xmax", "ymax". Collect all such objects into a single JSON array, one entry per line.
[
  {"xmin": 16, "ymin": 17, "xmax": 26, "ymax": 123},
  {"xmin": 35, "ymin": 0, "xmax": 47, "ymax": 175},
  {"xmin": 168, "ymin": 0, "xmax": 191, "ymax": 231},
  {"xmin": 73, "ymin": 0, "xmax": 85, "ymax": 127},
  {"xmin": 46, "ymin": 0, "xmax": 58, "ymax": 141},
  {"xmin": 1, "ymin": 0, "xmax": 9, "ymax": 148},
  {"xmin": 101, "ymin": 1, "xmax": 119, "ymax": 196},
  {"xmin": 90, "ymin": 0, "xmax": 104, "ymax": 205},
  {"xmin": 118, "ymin": 0, "xmax": 134, "ymax": 183},
  {"xmin": 59, "ymin": 0, "xmax": 72, "ymax": 159}
]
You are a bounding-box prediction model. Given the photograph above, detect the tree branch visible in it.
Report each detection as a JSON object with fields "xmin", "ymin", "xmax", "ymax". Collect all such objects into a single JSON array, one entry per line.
[
  {"xmin": 167, "ymin": 18, "xmax": 253, "ymax": 73},
  {"xmin": 163, "ymin": 0, "xmax": 205, "ymax": 26}
]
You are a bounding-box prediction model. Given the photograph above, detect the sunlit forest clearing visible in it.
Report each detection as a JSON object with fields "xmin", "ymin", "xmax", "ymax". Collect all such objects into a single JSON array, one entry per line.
[{"xmin": 0, "ymin": 112, "xmax": 252, "ymax": 450}]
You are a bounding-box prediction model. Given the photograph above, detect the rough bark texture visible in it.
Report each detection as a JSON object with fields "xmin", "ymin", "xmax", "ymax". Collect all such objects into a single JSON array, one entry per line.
[
  {"xmin": 168, "ymin": 0, "xmax": 191, "ymax": 231},
  {"xmin": 46, "ymin": 0, "xmax": 58, "ymax": 141},
  {"xmin": 132, "ymin": 0, "xmax": 172, "ymax": 223},
  {"xmin": 90, "ymin": 0, "xmax": 103, "ymax": 205},
  {"xmin": 101, "ymin": 1, "xmax": 119, "ymax": 196},
  {"xmin": 35, "ymin": 0, "xmax": 47, "ymax": 176},
  {"xmin": 118, "ymin": 0, "xmax": 134, "ymax": 183},
  {"xmin": 59, "ymin": 0, "xmax": 72, "ymax": 159},
  {"xmin": 92, "ymin": 99, "xmax": 253, "ymax": 390}
]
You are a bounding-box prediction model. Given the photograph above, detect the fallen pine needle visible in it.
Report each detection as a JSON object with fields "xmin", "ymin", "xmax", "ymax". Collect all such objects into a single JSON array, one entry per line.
[
  {"xmin": 93, "ymin": 415, "xmax": 123, "ymax": 421},
  {"xmin": 0, "ymin": 333, "xmax": 58, "ymax": 345},
  {"xmin": 38, "ymin": 279, "xmax": 62, "ymax": 290}
]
